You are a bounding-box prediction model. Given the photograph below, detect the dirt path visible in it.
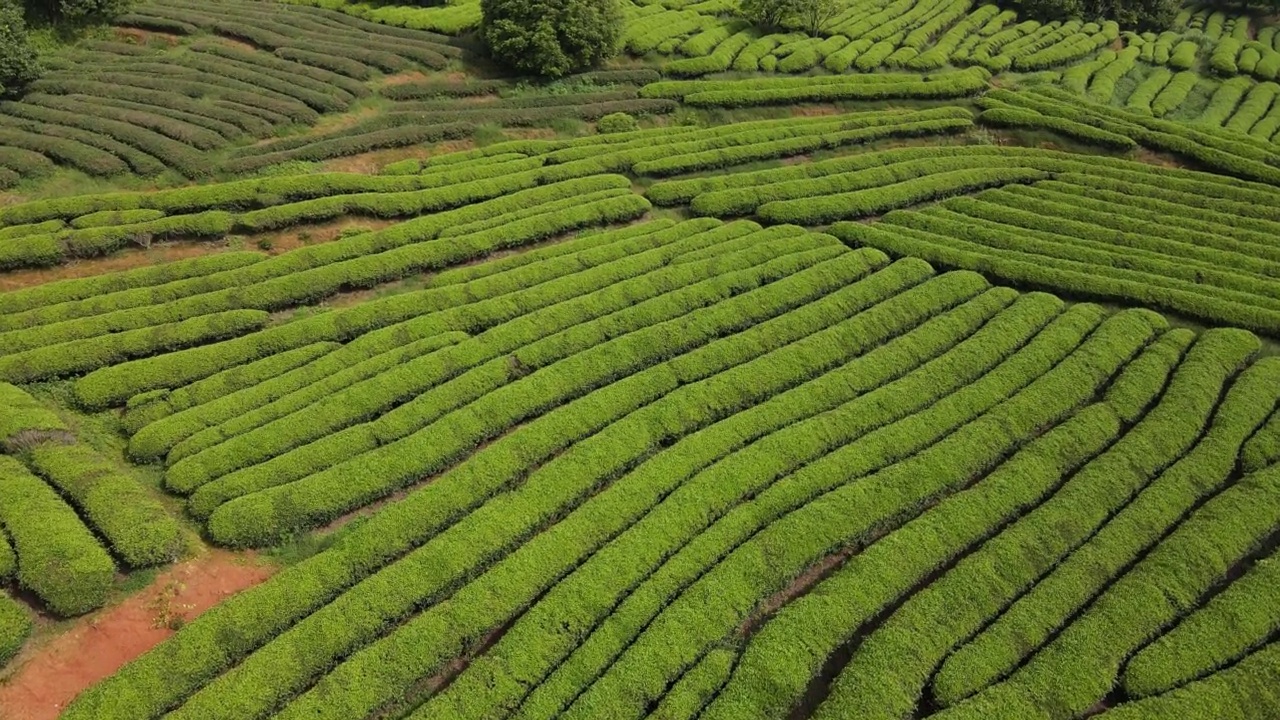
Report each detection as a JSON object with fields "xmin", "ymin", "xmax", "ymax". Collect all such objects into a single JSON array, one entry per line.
[{"xmin": 0, "ymin": 550, "xmax": 275, "ymax": 720}]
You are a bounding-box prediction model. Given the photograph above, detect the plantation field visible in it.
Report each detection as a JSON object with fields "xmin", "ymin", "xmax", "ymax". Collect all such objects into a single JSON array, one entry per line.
[{"xmin": 0, "ymin": 0, "xmax": 1279, "ymax": 718}]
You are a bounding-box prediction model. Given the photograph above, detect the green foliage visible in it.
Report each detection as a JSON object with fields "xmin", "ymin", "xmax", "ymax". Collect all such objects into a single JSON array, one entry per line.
[
  {"xmin": 0, "ymin": 0, "xmax": 40, "ymax": 98},
  {"xmin": 481, "ymin": 0, "xmax": 622, "ymax": 78},
  {"xmin": 29, "ymin": 442, "xmax": 184, "ymax": 567},
  {"xmin": 0, "ymin": 455, "xmax": 115, "ymax": 617},
  {"xmin": 596, "ymin": 111, "xmax": 638, "ymax": 133}
]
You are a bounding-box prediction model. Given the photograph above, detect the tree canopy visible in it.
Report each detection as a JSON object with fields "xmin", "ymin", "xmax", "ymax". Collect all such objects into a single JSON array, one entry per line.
[
  {"xmin": 0, "ymin": 0, "xmax": 40, "ymax": 97},
  {"xmin": 480, "ymin": 0, "xmax": 623, "ymax": 78}
]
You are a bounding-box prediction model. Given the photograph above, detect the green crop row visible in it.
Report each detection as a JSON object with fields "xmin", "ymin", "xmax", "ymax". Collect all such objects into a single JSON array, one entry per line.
[
  {"xmin": 0, "ymin": 456, "xmax": 115, "ymax": 617},
  {"xmin": 221, "ymin": 122, "xmax": 473, "ymax": 175},
  {"xmin": 122, "ymin": 341, "xmax": 340, "ymax": 435},
  {"xmin": 0, "ymin": 158, "xmax": 542, "ymax": 226},
  {"xmin": 978, "ymin": 107, "xmax": 1137, "ymax": 149},
  {"xmin": 560, "ymin": 306, "xmax": 1155, "ymax": 720},
  {"xmin": 717, "ymin": 399, "xmax": 1122, "ymax": 720},
  {"xmin": 662, "ymin": 30, "xmax": 757, "ymax": 76},
  {"xmin": 1242, "ymin": 409, "xmax": 1280, "ymax": 472},
  {"xmin": 1198, "ymin": 76, "xmax": 1255, "ymax": 127},
  {"xmin": 809, "ymin": 327, "xmax": 1194, "ymax": 720},
  {"xmin": 0, "ymin": 109, "xmax": 169, "ymax": 176},
  {"xmin": 71, "ymin": 184, "xmax": 653, "ymax": 407},
  {"xmin": 29, "ymin": 77, "xmax": 273, "ymax": 136},
  {"xmin": 846, "ymin": 216, "xmax": 1280, "ymax": 336},
  {"xmin": 58, "ymin": 238, "xmax": 879, "ymax": 720},
  {"xmin": 24, "ymin": 94, "xmax": 225, "ymax": 152},
  {"xmin": 190, "ymin": 41, "xmax": 371, "ymax": 100},
  {"xmin": 908, "ymin": 5, "xmax": 1001, "ymax": 70},
  {"xmin": 135, "ymin": 221, "xmax": 685, "ymax": 461},
  {"xmin": 0, "ymin": 382, "xmax": 68, "ymax": 447},
  {"xmin": 685, "ymin": 154, "xmax": 1037, "ymax": 217},
  {"xmin": 1124, "ymin": 549, "xmax": 1280, "ymax": 698},
  {"xmin": 759, "ymin": 166, "xmax": 1047, "ymax": 224},
  {"xmin": 12, "ymin": 179, "xmax": 637, "ymax": 372},
  {"xmin": 0, "ymin": 251, "xmax": 263, "ymax": 318},
  {"xmin": 1108, "ymin": 641, "xmax": 1280, "ymax": 719},
  {"xmin": 679, "ymin": 68, "xmax": 991, "ymax": 107},
  {"xmin": 933, "ymin": 196, "xmax": 1280, "ymax": 304},
  {"xmin": 976, "ymin": 185, "xmax": 1280, "ymax": 273},
  {"xmin": 0, "ymin": 126, "xmax": 130, "ymax": 177},
  {"xmin": 451, "ymin": 292, "xmax": 1075, "ymax": 720},
  {"xmin": 28, "ymin": 442, "xmax": 184, "ymax": 568},
  {"xmin": 0, "ymin": 592, "xmax": 30, "ymax": 667},
  {"xmin": 934, "ymin": 342, "xmax": 1273, "ymax": 705},
  {"xmin": 175, "ymin": 254, "xmax": 935, "ymax": 720},
  {"xmin": 0, "ymin": 310, "xmax": 269, "ymax": 384},
  {"xmin": 1225, "ymin": 82, "xmax": 1280, "ymax": 134},
  {"xmin": 0, "ymin": 210, "xmax": 235, "ymax": 271},
  {"xmin": 1001, "ymin": 86, "xmax": 1280, "ymax": 185},
  {"xmin": 934, "ymin": 452, "xmax": 1280, "ymax": 719},
  {"xmin": 203, "ymin": 246, "xmax": 875, "ymax": 547},
  {"xmin": 633, "ymin": 115, "xmax": 974, "ymax": 177}
]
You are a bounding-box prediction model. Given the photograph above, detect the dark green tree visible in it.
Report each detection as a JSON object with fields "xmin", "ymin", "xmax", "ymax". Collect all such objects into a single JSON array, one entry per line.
[
  {"xmin": 0, "ymin": 0, "xmax": 40, "ymax": 97},
  {"xmin": 481, "ymin": 0, "xmax": 622, "ymax": 78},
  {"xmin": 32, "ymin": 0, "xmax": 131, "ymax": 20}
]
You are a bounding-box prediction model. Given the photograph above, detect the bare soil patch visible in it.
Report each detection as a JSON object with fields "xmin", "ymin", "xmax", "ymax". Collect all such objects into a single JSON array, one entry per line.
[{"xmin": 0, "ymin": 550, "xmax": 274, "ymax": 720}]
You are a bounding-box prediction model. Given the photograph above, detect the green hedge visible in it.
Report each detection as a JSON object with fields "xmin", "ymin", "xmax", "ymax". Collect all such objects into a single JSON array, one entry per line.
[
  {"xmin": 0, "ymin": 251, "xmax": 264, "ymax": 321},
  {"xmin": 150, "ymin": 222, "xmax": 695, "ymax": 464},
  {"xmin": 675, "ymin": 68, "xmax": 991, "ymax": 107},
  {"xmin": 0, "ymin": 310, "xmax": 270, "ymax": 384},
  {"xmin": 0, "ymin": 593, "xmax": 31, "ymax": 667},
  {"xmin": 560, "ymin": 305, "xmax": 1153, "ymax": 720},
  {"xmin": 690, "ymin": 153, "xmax": 1045, "ymax": 217},
  {"xmin": 0, "ymin": 455, "xmax": 115, "ymax": 617},
  {"xmin": 433, "ymin": 286, "xmax": 1058, "ymax": 720},
  {"xmin": 934, "ymin": 337, "xmax": 1271, "ymax": 706},
  {"xmin": 72, "ymin": 186, "xmax": 652, "ymax": 408},
  {"xmin": 978, "ymin": 107, "xmax": 1137, "ymax": 149},
  {"xmin": 1124, "ymin": 548, "xmax": 1280, "ymax": 698},
  {"xmin": 932, "ymin": 457, "xmax": 1280, "ymax": 720},
  {"xmin": 175, "ymin": 253, "xmax": 934, "ymax": 720},
  {"xmin": 122, "ymin": 341, "xmax": 340, "ymax": 436},
  {"xmin": 810, "ymin": 326, "xmax": 1194, "ymax": 720},
  {"xmin": 713, "ymin": 399, "xmax": 1122, "ymax": 720},
  {"xmin": 759, "ymin": 167, "xmax": 1047, "ymax": 224},
  {"xmin": 839, "ymin": 220, "xmax": 1280, "ymax": 336},
  {"xmin": 203, "ymin": 246, "xmax": 877, "ymax": 547},
  {"xmin": 29, "ymin": 443, "xmax": 184, "ymax": 568},
  {"xmin": 1103, "ymin": 642, "xmax": 1280, "ymax": 719},
  {"xmin": 0, "ymin": 382, "xmax": 68, "ymax": 446}
]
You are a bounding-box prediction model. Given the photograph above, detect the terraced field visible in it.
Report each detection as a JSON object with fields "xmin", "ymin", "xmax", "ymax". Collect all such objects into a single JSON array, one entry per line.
[{"xmin": 0, "ymin": 0, "xmax": 1278, "ymax": 718}]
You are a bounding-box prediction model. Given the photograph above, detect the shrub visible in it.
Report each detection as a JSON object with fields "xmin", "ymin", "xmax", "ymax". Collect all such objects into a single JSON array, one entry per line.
[
  {"xmin": 0, "ymin": 456, "xmax": 114, "ymax": 617},
  {"xmin": 597, "ymin": 111, "xmax": 638, "ymax": 133},
  {"xmin": 29, "ymin": 443, "xmax": 184, "ymax": 568}
]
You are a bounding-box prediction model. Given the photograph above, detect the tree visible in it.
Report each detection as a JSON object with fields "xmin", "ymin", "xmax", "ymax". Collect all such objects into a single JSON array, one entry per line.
[
  {"xmin": 481, "ymin": 0, "xmax": 622, "ymax": 78},
  {"xmin": 739, "ymin": 0, "xmax": 792, "ymax": 30},
  {"xmin": 32, "ymin": 0, "xmax": 132, "ymax": 20},
  {"xmin": 794, "ymin": 0, "xmax": 840, "ymax": 34},
  {"xmin": 0, "ymin": 0, "xmax": 40, "ymax": 97}
]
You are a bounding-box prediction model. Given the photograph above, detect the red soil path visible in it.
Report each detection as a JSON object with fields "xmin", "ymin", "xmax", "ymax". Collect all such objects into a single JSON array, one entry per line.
[{"xmin": 0, "ymin": 550, "xmax": 275, "ymax": 720}]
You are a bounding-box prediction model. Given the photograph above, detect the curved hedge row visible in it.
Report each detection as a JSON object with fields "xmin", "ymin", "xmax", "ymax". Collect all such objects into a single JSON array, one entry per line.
[
  {"xmin": 175, "ymin": 254, "xmax": 935, "ymax": 720},
  {"xmin": 933, "ymin": 456, "xmax": 1280, "ymax": 720},
  {"xmin": 204, "ymin": 248, "xmax": 880, "ymax": 547},
  {"xmin": 429, "ymin": 284, "xmax": 1043, "ymax": 720},
  {"xmin": 810, "ymin": 326, "xmax": 1197, "ymax": 720},
  {"xmin": 1124, "ymin": 548, "xmax": 1280, "ymax": 698},
  {"xmin": 934, "ymin": 341, "xmax": 1273, "ymax": 705},
  {"xmin": 0, "ymin": 382, "xmax": 68, "ymax": 447},
  {"xmin": 0, "ymin": 456, "xmax": 115, "ymax": 617},
  {"xmin": 836, "ymin": 212, "xmax": 1280, "ymax": 336}
]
